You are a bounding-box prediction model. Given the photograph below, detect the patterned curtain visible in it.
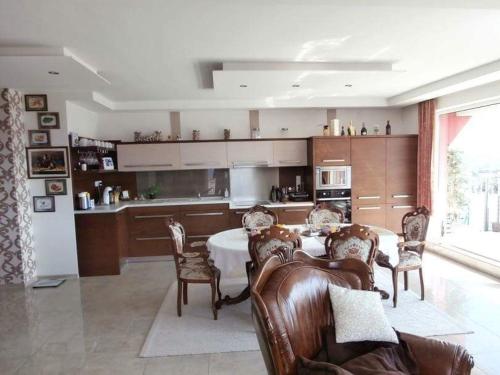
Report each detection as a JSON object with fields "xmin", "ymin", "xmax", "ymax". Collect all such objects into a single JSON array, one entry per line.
[
  {"xmin": 417, "ymin": 99, "xmax": 435, "ymax": 212},
  {"xmin": 0, "ymin": 89, "xmax": 36, "ymax": 285}
]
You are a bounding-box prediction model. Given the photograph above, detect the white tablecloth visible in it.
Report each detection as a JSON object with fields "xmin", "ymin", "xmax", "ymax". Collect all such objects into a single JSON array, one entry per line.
[{"xmin": 207, "ymin": 225, "xmax": 399, "ymax": 279}]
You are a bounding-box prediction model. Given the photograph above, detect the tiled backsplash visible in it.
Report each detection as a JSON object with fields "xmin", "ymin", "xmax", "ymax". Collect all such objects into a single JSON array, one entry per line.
[{"xmin": 136, "ymin": 169, "xmax": 230, "ymax": 198}]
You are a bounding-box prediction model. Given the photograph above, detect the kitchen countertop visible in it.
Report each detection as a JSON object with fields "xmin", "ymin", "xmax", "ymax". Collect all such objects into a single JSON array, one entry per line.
[{"xmin": 74, "ymin": 198, "xmax": 314, "ymax": 214}]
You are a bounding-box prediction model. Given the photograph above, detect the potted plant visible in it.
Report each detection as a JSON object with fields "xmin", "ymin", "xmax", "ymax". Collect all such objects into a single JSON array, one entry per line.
[{"xmin": 146, "ymin": 185, "xmax": 160, "ymax": 199}]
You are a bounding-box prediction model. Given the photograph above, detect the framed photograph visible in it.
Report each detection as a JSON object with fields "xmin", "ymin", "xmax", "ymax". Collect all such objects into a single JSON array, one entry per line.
[
  {"xmin": 100, "ymin": 156, "xmax": 115, "ymax": 170},
  {"xmin": 25, "ymin": 94, "xmax": 48, "ymax": 111},
  {"xmin": 33, "ymin": 196, "xmax": 55, "ymax": 213},
  {"xmin": 26, "ymin": 147, "xmax": 70, "ymax": 179},
  {"xmin": 28, "ymin": 130, "xmax": 51, "ymax": 147},
  {"xmin": 38, "ymin": 112, "xmax": 60, "ymax": 129},
  {"xmin": 45, "ymin": 179, "xmax": 67, "ymax": 195}
]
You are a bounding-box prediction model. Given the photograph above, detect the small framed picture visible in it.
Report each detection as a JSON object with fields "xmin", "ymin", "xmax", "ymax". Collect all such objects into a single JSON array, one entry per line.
[
  {"xmin": 33, "ymin": 196, "xmax": 55, "ymax": 213},
  {"xmin": 26, "ymin": 147, "xmax": 70, "ymax": 179},
  {"xmin": 25, "ymin": 94, "xmax": 48, "ymax": 111},
  {"xmin": 28, "ymin": 130, "xmax": 51, "ymax": 147},
  {"xmin": 45, "ymin": 179, "xmax": 67, "ymax": 195},
  {"xmin": 100, "ymin": 156, "xmax": 115, "ymax": 170},
  {"xmin": 38, "ymin": 112, "xmax": 60, "ymax": 129}
]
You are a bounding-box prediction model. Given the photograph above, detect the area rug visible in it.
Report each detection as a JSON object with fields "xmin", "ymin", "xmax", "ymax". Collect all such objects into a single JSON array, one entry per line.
[{"xmin": 141, "ymin": 271, "xmax": 472, "ymax": 357}]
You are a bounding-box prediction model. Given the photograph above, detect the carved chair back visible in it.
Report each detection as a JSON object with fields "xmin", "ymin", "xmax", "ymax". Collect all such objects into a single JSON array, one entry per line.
[
  {"xmin": 324, "ymin": 224, "xmax": 379, "ymax": 267},
  {"xmin": 242, "ymin": 205, "xmax": 278, "ymax": 230},
  {"xmin": 248, "ymin": 225, "xmax": 302, "ymax": 269},
  {"xmin": 308, "ymin": 202, "xmax": 344, "ymax": 225},
  {"xmin": 401, "ymin": 206, "xmax": 430, "ymax": 255},
  {"xmin": 167, "ymin": 219, "xmax": 188, "ymax": 273}
]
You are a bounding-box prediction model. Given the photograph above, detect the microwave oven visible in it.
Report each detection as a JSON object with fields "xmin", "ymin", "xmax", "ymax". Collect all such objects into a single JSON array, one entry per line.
[{"xmin": 315, "ymin": 166, "xmax": 351, "ymax": 190}]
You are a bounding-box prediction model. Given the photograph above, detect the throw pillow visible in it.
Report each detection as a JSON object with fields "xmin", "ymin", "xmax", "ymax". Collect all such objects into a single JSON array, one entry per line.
[{"xmin": 328, "ymin": 284, "xmax": 398, "ymax": 344}]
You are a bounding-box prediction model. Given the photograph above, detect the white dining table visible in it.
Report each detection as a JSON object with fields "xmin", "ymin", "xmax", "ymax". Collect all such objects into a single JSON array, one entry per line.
[{"xmin": 207, "ymin": 224, "xmax": 399, "ymax": 281}]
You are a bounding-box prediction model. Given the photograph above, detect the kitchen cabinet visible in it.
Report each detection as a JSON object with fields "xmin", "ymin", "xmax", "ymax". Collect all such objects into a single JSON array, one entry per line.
[
  {"xmin": 351, "ymin": 138, "xmax": 386, "ymax": 206},
  {"xmin": 386, "ymin": 137, "xmax": 418, "ymax": 205},
  {"xmin": 180, "ymin": 142, "xmax": 228, "ymax": 169},
  {"xmin": 385, "ymin": 203, "xmax": 416, "ymax": 234},
  {"xmin": 351, "ymin": 204, "xmax": 387, "ymax": 228},
  {"xmin": 117, "ymin": 143, "xmax": 181, "ymax": 171},
  {"xmin": 127, "ymin": 206, "xmax": 179, "ymax": 257},
  {"xmin": 312, "ymin": 138, "xmax": 351, "ymax": 166},
  {"xmin": 276, "ymin": 205, "xmax": 311, "ymax": 225},
  {"xmin": 229, "ymin": 209, "xmax": 247, "ymax": 228},
  {"xmin": 226, "ymin": 141, "xmax": 274, "ymax": 168},
  {"xmin": 178, "ymin": 204, "xmax": 229, "ymax": 244},
  {"xmin": 272, "ymin": 140, "xmax": 307, "ymax": 167}
]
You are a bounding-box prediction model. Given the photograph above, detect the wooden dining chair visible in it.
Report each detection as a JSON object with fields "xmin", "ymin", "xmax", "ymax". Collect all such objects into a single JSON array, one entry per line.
[
  {"xmin": 324, "ymin": 223, "xmax": 379, "ymax": 267},
  {"xmin": 376, "ymin": 207, "xmax": 430, "ymax": 307},
  {"xmin": 167, "ymin": 219, "xmax": 222, "ymax": 320},
  {"xmin": 308, "ymin": 202, "xmax": 344, "ymax": 225},
  {"xmin": 248, "ymin": 225, "xmax": 302, "ymax": 271},
  {"xmin": 242, "ymin": 205, "xmax": 278, "ymax": 230}
]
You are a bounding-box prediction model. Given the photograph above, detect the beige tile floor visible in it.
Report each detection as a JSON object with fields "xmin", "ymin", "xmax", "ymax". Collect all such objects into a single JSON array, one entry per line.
[{"xmin": 0, "ymin": 253, "xmax": 498, "ymax": 374}]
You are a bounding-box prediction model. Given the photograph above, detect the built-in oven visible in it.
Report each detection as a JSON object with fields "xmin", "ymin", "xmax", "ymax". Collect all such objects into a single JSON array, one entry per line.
[
  {"xmin": 316, "ymin": 188, "xmax": 352, "ymax": 223},
  {"xmin": 315, "ymin": 166, "xmax": 351, "ymax": 190}
]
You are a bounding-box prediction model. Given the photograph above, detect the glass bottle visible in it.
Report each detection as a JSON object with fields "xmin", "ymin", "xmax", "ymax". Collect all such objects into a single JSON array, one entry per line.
[
  {"xmin": 386, "ymin": 120, "xmax": 391, "ymax": 135},
  {"xmin": 361, "ymin": 122, "xmax": 367, "ymax": 136}
]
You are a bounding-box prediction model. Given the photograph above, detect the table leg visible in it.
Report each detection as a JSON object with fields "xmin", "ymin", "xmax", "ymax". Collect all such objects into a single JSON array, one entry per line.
[
  {"xmin": 215, "ymin": 285, "xmax": 250, "ymax": 309},
  {"xmin": 374, "ymin": 286, "xmax": 390, "ymax": 299}
]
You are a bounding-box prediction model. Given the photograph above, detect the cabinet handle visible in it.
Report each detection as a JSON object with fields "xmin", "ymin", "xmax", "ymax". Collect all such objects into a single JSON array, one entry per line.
[
  {"xmin": 123, "ymin": 163, "xmax": 173, "ymax": 168},
  {"xmin": 392, "ymin": 194, "xmax": 413, "ymax": 198},
  {"xmin": 283, "ymin": 209, "xmax": 308, "ymax": 212},
  {"xmin": 322, "ymin": 159, "xmax": 345, "ymax": 163},
  {"xmin": 358, "ymin": 196, "xmax": 380, "ymax": 200},
  {"xmin": 357, "ymin": 206, "xmax": 381, "ymax": 210},
  {"xmin": 185, "ymin": 212, "xmax": 225, "ymax": 217},
  {"xmin": 392, "ymin": 205, "xmax": 414, "ymax": 209},
  {"xmin": 134, "ymin": 214, "xmax": 174, "ymax": 219},
  {"xmin": 187, "ymin": 235, "xmax": 210, "ymax": 238},
  {"xmin": 135, "ymin": 236, "xmax": 170, "ymax": 241},
  {"xmin": 232, "ymin": 161, "xmax": 269, "ymax": 168},
  {"xmin": 279, "ymin": 160, "xmax": 301, "ymax": 164},
  {"xmin": 184, "ymin": 162, "xmax": 220, "ymax": 167},
  {"xmin": 234, "ymin": 211, "xmax": 248, "ymax": 215}
]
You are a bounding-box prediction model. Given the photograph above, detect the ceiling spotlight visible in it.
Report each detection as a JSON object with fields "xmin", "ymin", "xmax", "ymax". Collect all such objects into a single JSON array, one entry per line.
[
  {"xmin": 239, "ymin": 84, "xmax": 247, "ymax": 88},
  {"xmin": 292, "ymin": 84, "xmax": 300, "ymax": 88},
  {"xmin": 48, "ymin": 71, "xmax": 60, "ymax": 75},
  {"xmin": 345, "ymin": 84, "xmax": 352, "ymax": 87}
]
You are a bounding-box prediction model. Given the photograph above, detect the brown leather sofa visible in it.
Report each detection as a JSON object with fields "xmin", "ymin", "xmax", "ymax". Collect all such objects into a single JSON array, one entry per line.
[{"xmin": 251, "ymin": 250, "xmax": 474, "ymax": 375}]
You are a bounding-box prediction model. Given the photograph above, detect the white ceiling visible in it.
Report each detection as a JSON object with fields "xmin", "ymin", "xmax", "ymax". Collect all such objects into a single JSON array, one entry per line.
[{"xmin": 2, "ymin": 0, "xmax": 500, "ymax": 110}]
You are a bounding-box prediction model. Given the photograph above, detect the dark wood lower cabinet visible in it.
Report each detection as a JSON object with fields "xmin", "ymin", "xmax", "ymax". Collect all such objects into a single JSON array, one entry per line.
[
  {"xmin": 385, "ymin": 204, "xmax": 416, "ymax": 234},
  {"xmin": 351, "ymin": 204, "xmax": 387, "ymax": 228},
  {"xmin": 276, "ymin": 206, "xmax": 311, "ymax": 225}
]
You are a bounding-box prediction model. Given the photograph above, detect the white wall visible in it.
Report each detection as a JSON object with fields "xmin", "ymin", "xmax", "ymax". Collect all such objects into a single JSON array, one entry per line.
[
  {"xmin": 180, "ymin": 110, "xmax": 249, "ymax": 140},
  {"xmin": 336, "ymin": 107, "xmax": 417, "ymax": 135},
  {"xmin": 97, "ymin": 111, "xmax": 171, "ymax": 141},
  {"xmin": 402, "ymin": 104, "xmax": 418, "ymax": 133},
  {"xmin": 24, "ymin": 92, "xmax": 79, "ymax": 277},
  {"xmin": 259, "ymin": 108, "xmax": 326, "ymax": 138},
  {"xmin": 67, "ymin": 101, "xmax": 99, "ymax": 139}
]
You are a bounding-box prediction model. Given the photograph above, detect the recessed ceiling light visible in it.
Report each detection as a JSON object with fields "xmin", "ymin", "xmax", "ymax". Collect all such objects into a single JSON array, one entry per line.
[
  {"xmin": 48, "ymin": 71, "xmax": 60, "ymax": 75},
  {"xmin": 239, "ymin": 84, "xmax": 247, "ymax": 88},
  {"xmin": 345, "ymin": 84, "xmax": 352, "ymax": 87},
  {"xmin": 292, "ymin": 84, "xmax": 300, "ymax": 88}
]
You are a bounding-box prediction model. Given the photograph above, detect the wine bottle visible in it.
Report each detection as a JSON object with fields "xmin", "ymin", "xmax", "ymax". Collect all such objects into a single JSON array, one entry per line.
[
  {"xmin": 361, "ymin": 122, "xmax": 367, "ymax": 136},
  {"xmin": 341, "ymin": 126, "xmax": 345, "ymax": 136},
  {"xmin": 385, "ymin": 120, "xmax": 391, "ymax": 135},
  {"xmin": 270, "ymin": 185, "xmax": 277, "ymax": 202}
]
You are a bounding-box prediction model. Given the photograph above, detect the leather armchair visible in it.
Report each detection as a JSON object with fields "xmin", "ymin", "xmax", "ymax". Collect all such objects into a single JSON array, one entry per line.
[{"xmin": 250, "ymin": 250, "xmax": 474, "ymax": 375}]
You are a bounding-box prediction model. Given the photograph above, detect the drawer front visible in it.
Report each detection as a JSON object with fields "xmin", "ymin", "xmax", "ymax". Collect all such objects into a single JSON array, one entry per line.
[
  {"xmin": 229, "ymin": 209, "xmax": 248, "ymax": 228},
  {"xmin": 179, "ymin": 209, "xmax": 229, "ymax": 236},
  {"xmin": 277, "ymin": 206, "xmax": 311, "ymax": 225},
  {"xmin": 386, "ymin": 137, "xmax": 418, "ymax": 204},
  {"xmin": 128, "ymin": 206, "xmax": 179, "ymax": 236},
  {"xmin": 313, "ymin": 138, "xmax": 351, "ymax": 166},
  {"xmin": 351, "ymin": 204, "xmax": 387, "ymax": 228},
  {"xmin": 385, "ymin": 204, "xmax": 416, "ymax": 234},
  {"xmin": 128, "ymin": 237, "xmax": 172, "ymax": 257}
]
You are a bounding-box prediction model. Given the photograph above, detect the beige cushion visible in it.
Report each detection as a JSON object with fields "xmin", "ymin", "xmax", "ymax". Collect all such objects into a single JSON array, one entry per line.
[
  {"xmin": 328, "ymin": 284, "xmax": 398, "ymax": 344},
  {"xmin": 179, "ymin": 261, "xmax": 213, "ymax": 280},
  {"xmin": 398, "ymin": 251, "xmax": 422, "ymax": 269}
]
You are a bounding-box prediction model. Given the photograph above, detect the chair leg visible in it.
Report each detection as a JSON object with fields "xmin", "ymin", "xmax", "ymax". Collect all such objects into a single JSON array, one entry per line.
[
  {"xmin": 216, "ymin": 270, "xmax": 222, "ymax": 301},
  {"xmin": 211, "ymin": 279, "xmax": 218, "ymax": 320},
  {"xmin": 392, "ymin": 270, "xmax": 398, "ymax": 308},
  {"xmin": 419, "ymin": 268, "xmax": 425, "ymax": 301},
  {"xmin": 183, "ymin": 281, "xmax": 188, "ymax": 305},
  {"xmin": 404, "ymin": 271, "xmax": 408, "ymax": 291},
  {"xmin": 177, "ymin": 280, "xmax": 182, "ymax": 317}
]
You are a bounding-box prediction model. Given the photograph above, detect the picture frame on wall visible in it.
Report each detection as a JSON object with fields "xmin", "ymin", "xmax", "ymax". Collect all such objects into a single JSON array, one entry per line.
[
  {"xmin": 45, "ymin": 179, "xmax": 67, "ymax": 195},
  {"xmin": 28, "ymin": 130, "xmax": 51, "ymax": 147},
  {"xmin": 37, "ymin": 112, "xmax": 60, "ymax": 129},
  {"xmin": 33, "ymin": 196, "xmax": 55, "ymax": 213},
  {"xmin": 100, "ymin": 156, "xmax": 115, "ymax": 170},
  {"xmin": 24, "ymin": 94, "xmax": 48, "ymax": 111},
  {"xmin": 26, "ymin": 147, "xmax": 70, "ymax": 179}
]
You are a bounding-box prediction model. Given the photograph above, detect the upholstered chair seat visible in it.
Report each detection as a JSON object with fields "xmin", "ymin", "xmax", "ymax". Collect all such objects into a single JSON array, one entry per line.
[{"xmin": 398, "ymin": 251, "xmax": 422, "ymax": 268}]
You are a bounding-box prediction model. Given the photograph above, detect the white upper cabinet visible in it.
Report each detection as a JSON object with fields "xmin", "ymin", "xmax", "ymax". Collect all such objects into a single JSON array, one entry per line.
[
  {"xmin": 179, "ymin": 142, "xmax": 228, "ymax": 169},
  {"xmin": 226, "ymin": 141, "xmax": 274, "ymax": 168},
  {"xmin": 117, "ymin": 143, "xmax": 181, "ymax": 171},
  {"xmin": 272, "ymin": 140, "xmax": 307, "ymax": 167}
]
